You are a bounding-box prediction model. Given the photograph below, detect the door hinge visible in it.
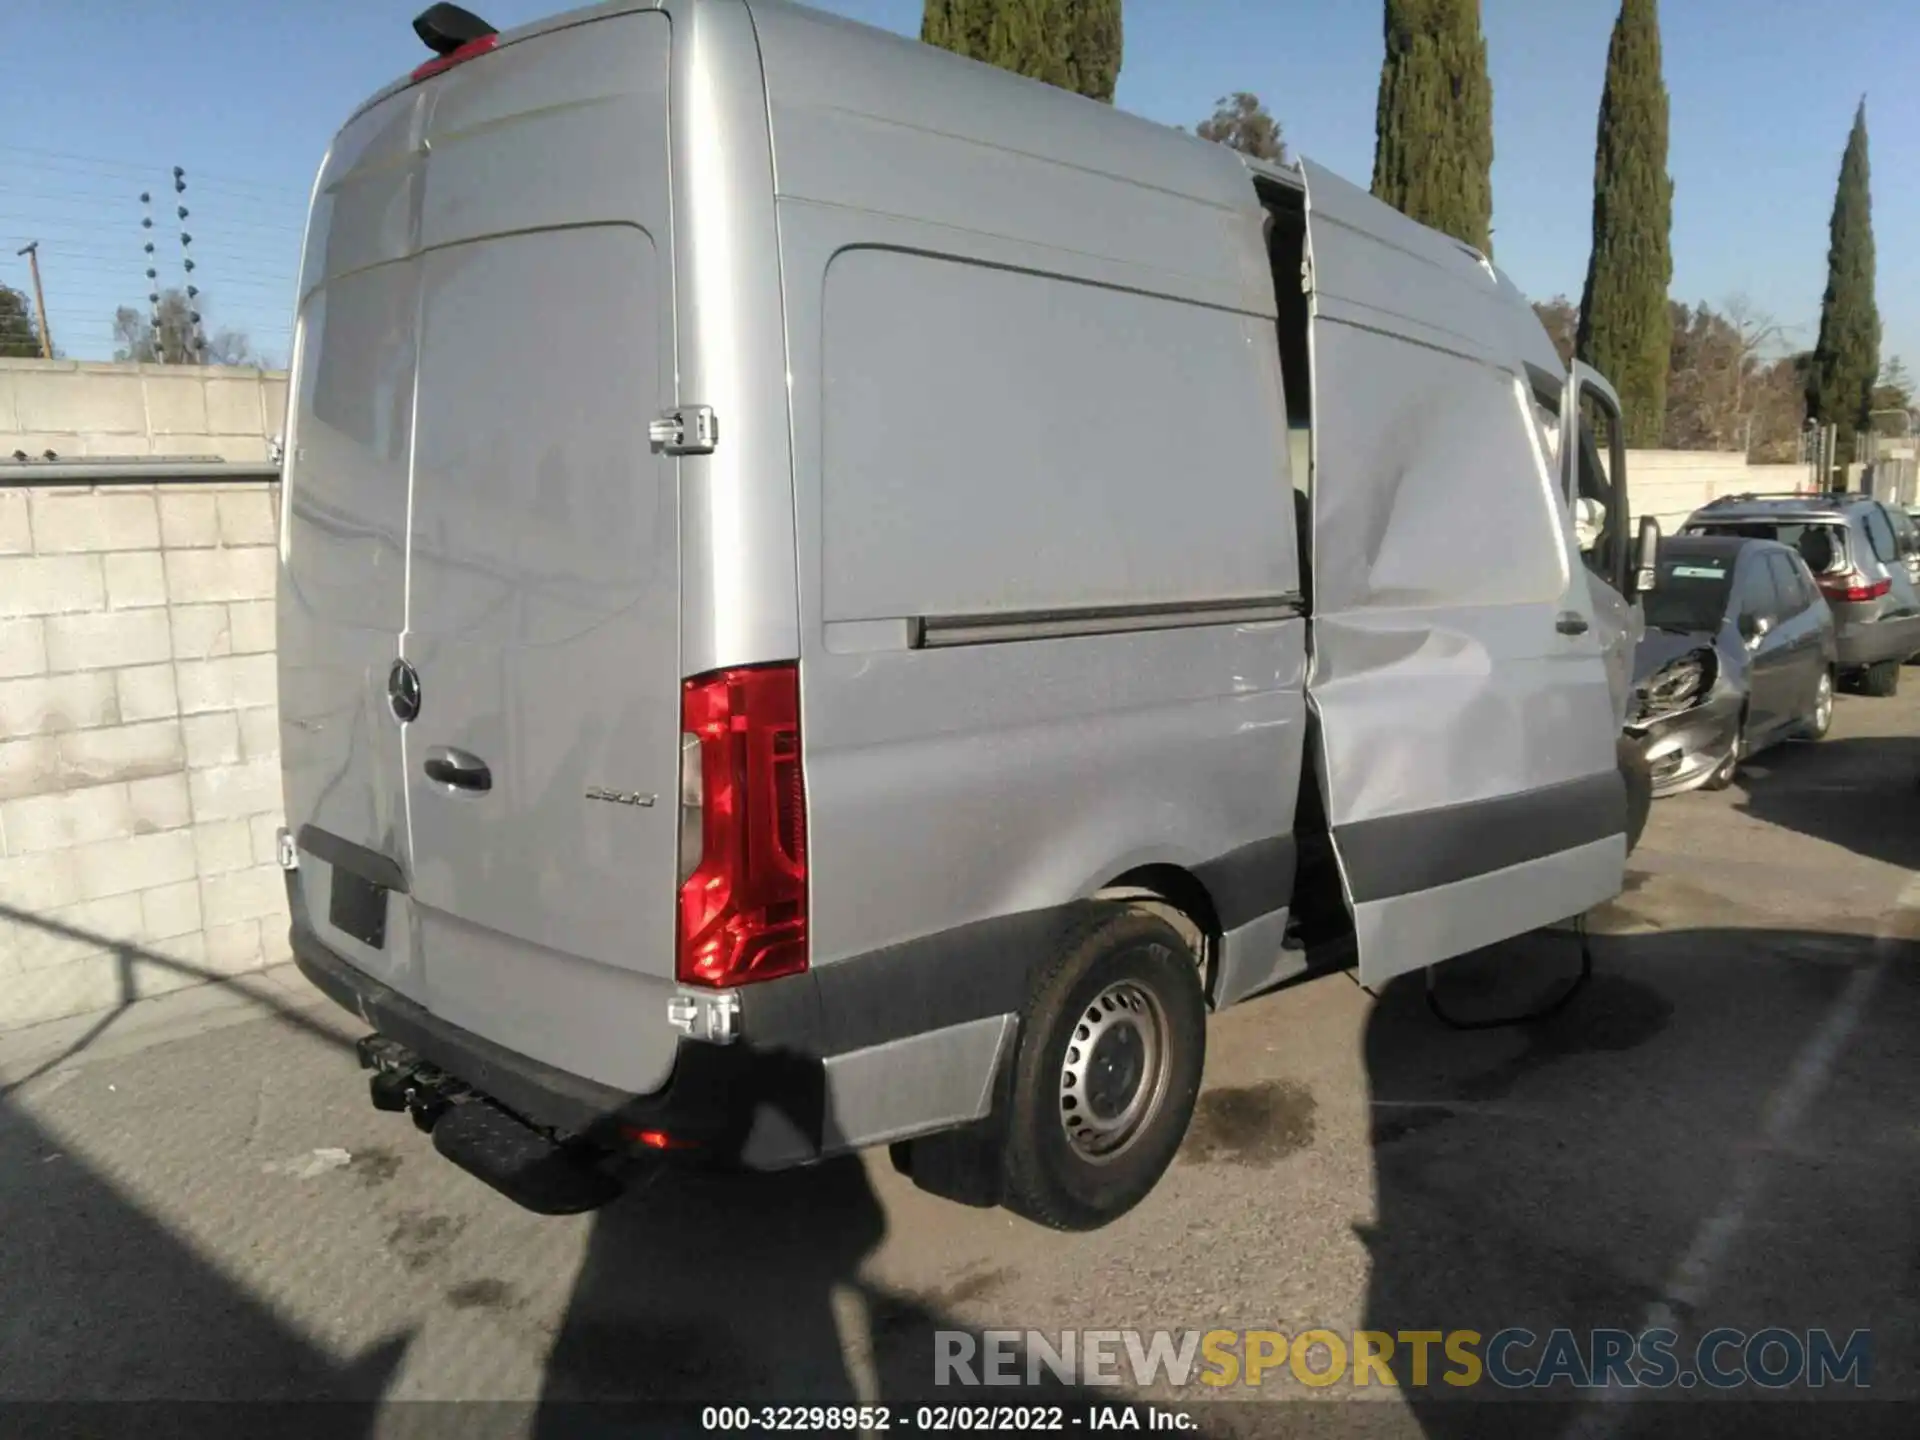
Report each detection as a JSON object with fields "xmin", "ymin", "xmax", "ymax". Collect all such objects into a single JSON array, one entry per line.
[{"xmin": 649, "ymin": 405, "xmax": 718, "ymax": 456}]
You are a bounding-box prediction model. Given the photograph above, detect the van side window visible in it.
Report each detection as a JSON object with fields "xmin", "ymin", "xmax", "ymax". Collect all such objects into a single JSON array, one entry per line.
[{"xmin": 1863, "ymin": 506, "xmax": 1898, "ymax": 565}]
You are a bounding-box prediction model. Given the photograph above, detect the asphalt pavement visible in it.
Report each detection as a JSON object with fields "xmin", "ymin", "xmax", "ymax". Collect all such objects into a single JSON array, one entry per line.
[{"xmin": 2, "ymin": 685, "xmax": 1916, "ymax": 1439}]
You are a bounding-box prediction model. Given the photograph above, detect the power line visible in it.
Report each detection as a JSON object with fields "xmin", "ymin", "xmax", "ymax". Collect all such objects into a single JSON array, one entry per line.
[
  {"xmin": 1, "ymin": 195, "xmax": 305, "ymax": 239},
  {"xmin": 0, "ymin": 236, "xmax": 296, "ymax": 274},
  {"xmin": 0, "ymin": 211, "xmax": 290, "ymax": 238},
  {"xmin": 0, "ymin": 143, "xmax": 308, "ymax": 200}
]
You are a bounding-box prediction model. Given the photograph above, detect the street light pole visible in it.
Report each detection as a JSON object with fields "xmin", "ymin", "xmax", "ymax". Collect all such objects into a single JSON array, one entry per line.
[{"xmin": 14, "ymin": 242, "xmax": 53, "ymax": 359}]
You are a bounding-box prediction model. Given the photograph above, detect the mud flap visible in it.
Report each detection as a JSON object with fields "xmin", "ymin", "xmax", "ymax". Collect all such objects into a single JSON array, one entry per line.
[
  {"xmin": 887, "ymin": 1020, "xmax": 1021, "ymax": 1210},
  {"xmin": 1619, "ymin": 734, "xmax": 1653, "ymax": 857}
]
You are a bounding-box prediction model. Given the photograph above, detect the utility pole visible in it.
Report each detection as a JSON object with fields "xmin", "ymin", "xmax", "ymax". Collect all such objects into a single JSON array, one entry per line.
[{"xmin": 14, "ymin": 242, "xmax": 53, "ymax": 359}]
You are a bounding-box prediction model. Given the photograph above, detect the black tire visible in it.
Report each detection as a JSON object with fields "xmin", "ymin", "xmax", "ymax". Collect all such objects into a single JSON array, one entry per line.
[
  {"xmin": 999, "ymin": 907, "xmax": 1206, "ymax": 1232},
  {"xmin": 1861, "ymin": 659, "xmax": 1901, "ymax": 698}
]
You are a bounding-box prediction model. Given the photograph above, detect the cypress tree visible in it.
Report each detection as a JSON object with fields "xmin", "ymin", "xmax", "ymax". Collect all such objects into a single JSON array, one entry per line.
[
  {"xmin": 1575, "ymin": 0, "xmax": 1674, "ymax": 449},
  {"xmin": 1807, "ymin": 100, "xmax": 1880, "ymax": 487},
  {"xmin": 922, "ymin": 0, "xmax": 1122, "ymax": 103},
  {"xmin": 1370, "ymin": 0, "xmax": 1494, "ymax": 255},
  {"xmin": 1060, "ymin": 0, "xmax": 1121, "ymax": 103}
]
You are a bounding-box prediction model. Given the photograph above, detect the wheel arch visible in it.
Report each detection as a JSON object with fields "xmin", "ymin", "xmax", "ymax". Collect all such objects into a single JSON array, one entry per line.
[{"xmin": 1094, "ymin": 863, "xmax": 1220, "ymax": 991}]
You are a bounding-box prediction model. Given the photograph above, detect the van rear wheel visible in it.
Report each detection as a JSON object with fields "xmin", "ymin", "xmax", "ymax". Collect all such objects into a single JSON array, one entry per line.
[{"xmin": 999, "ymin": 908, "xmax": 1205, "ymax": 1232}]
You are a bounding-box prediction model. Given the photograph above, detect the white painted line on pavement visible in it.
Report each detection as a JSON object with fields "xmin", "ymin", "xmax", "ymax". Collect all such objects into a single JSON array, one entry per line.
[
  {"xmin": 1557, "ymin": 871, "xmax": 1915, "ymax": 1440},
  {"xmin": 834, "ymin": 1282, "xmax": 883, "ymax": 1410}
]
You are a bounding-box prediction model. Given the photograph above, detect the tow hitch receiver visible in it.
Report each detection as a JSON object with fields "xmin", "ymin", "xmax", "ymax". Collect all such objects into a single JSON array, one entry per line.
[
  {"xmin": 356, "ymin": 1034, "xmax": 460, "ymax": 1132},
  {"xmin": 353, "ymin": 1033, "xmax": 624, "ymax": 1216}
]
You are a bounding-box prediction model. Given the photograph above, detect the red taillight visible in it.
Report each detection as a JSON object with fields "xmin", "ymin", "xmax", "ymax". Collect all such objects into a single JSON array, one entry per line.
[
  {"xmin": 411, "ymin": 33, "xmax": 497, "ymax": 81},
  {"xmin": 677, "ymin": 663, "xmax": 808, "ymax": 988},
  {"xmin": 621, "ymin": 1126, "xmax": 698, "ymax": 1151},
  {"xmin": 1819, "ymin": 573, "xmax": 1891, "ymax": 603}
]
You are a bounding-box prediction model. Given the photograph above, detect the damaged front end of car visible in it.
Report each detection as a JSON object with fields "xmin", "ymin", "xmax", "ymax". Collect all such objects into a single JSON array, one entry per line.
[{"xmin": 1623, "ymin": 642, "xmax": 1745, "ymax": 797}]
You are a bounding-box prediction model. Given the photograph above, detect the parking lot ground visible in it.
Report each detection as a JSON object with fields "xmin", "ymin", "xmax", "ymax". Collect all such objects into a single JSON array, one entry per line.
[{"xmin": 2, "ymin": 689, "xmax": 1916, "ymax": 1438}]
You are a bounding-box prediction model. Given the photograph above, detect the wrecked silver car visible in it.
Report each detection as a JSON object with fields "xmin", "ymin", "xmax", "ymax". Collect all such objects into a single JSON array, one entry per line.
[{"xmin": 1626, "ymin": 536, "xmax": 1837, "ymax": 796}]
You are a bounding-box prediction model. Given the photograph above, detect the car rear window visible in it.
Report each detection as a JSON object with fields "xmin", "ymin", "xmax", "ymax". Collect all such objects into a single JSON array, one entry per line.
[
  {"xmin": 1685, "ymin": 520, "xmax": 1848, "ymax": 575},
  {"xmin": 1644, "ymin": 555, "xmax": 1733, "ymax": 632}
]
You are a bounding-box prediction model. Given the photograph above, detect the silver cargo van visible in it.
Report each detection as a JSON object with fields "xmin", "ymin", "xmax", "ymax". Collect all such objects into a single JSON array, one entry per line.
[{"xmin": 277, "ymin": 0, "xmax": 1659, "ymax": 1230}]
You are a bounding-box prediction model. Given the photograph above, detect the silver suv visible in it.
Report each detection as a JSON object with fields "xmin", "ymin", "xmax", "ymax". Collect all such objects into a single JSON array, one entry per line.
[{"xmin": 1682, "ymin": 492, "xmax": 1920, "ymax": 697}]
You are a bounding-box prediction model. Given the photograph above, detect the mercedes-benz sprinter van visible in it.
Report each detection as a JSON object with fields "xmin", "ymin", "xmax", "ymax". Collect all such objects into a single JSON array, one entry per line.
[{"xmin": 277, "ymin": 0, "xmax": 1656, "ymax": 1230}]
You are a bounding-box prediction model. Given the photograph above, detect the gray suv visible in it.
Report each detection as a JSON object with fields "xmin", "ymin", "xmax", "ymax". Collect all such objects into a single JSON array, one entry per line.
[{"xmin": 1682, "ymin": 492, "xmax": 1920, "ymax": 696}]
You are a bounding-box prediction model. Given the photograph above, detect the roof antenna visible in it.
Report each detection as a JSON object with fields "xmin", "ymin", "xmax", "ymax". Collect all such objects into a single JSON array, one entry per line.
[{"xmin": 413, "ymin": 4, "xmax": 497, "ymax": 56}]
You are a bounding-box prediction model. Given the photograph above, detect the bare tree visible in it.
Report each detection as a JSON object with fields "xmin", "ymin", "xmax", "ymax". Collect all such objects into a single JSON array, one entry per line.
[
  {"xmin": 1719, "ymin": 293, "xmax": 1790, "ymax": 440},
  {"xmin": 1531, "ymin": 296, "xmax": 1578, "ymax": 367},
  {"xmin": 1871, "ymin": 355, "xmax": 1915, "ymax": 427},
  {"xmin": 1664, "ymin": 294, "xmax": 1801, "ymax": 456},
  {"xmin": 112, "ymin": 289, "xmax": 261, "ymax": 367}
]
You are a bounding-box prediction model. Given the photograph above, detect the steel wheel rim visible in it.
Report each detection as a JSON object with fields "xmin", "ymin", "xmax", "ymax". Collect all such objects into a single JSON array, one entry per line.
[
  {"xmin": 1058, "ymin": 979, "xmax": 1171, "ymax": 1165},
  {"xmin": 1815, "ymin": 674, "xmax": 1833, "ymax": 732}
]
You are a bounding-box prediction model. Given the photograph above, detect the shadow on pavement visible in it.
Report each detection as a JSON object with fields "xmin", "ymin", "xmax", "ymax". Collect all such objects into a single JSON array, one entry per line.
[
  {"xmin": 537, "ymin": 1157, "xmax": 1098, "ymax": 1420},
  {"xmin": 1734, "ymin": 734, "xmax": 1920, "ymax": 872},
  {"xmin": 0, "ymin": 902, "xmax": 1108, "ymax": 1431},
  {"xmin": 0, "ymin": 899, "xmax": 352, "ymax": 1099},
  {"xmin": 1, "ymin": 903, "xmax": 413, "ymax": 1420},
  {"xmin": 1360, "ymin": 921, "xmax": 1919, "ymax": 1440},
  {"xmin": 0, "ymin": 1088, "xmax": 412, "ymax": 1414}
]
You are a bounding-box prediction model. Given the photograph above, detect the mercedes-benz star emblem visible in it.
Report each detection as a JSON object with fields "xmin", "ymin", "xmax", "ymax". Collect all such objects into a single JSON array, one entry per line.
[{"xmin": 387, "ymin": 659, "xmax": 421, "ymax": 723}]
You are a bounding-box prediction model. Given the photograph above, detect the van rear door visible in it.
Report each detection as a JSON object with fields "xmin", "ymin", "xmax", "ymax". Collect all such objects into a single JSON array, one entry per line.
[
  {"xmin": 280, "ymin": 85, "xmax": 429, "ymax": 998},
  {"xmin": 283, "ymin": 10, "xmax": 684, "ymax": 1097},
  {"xmin": 1297, "ymin": 161, "xmax": 1628, "ymax": 987},
  {"xmin": 401, "ymin": 12, "xmax": 683, "ymax": 1095}
]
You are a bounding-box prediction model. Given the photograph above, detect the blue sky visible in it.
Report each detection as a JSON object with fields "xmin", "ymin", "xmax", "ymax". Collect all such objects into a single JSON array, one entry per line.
[{"xmin": 3, "ymin": 0, "xmax": 1913, "ymax": 376}]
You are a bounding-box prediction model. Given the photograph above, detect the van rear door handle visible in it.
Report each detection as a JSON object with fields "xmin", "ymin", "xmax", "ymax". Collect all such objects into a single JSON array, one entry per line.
[
  {"xmin": 1555, "ymin": 611, "xmax": 1590, "ymax": 636},
  {"xmin": 423, "ymin": 746, "xmax": 492, "ymax": 793}
]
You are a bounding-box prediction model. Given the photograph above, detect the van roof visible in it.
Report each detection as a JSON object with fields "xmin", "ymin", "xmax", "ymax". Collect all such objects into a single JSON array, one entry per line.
[
  {"xmin": 325, "ymin": 0, "xmax": 1533, "ymax": 359},
  {"xmin": 351, "ymin": 0, "xmax": 661, "ymax": 124},
  {"xmin": 347, "ymin": 0, "xmax": 1311, "ymax": 198}
]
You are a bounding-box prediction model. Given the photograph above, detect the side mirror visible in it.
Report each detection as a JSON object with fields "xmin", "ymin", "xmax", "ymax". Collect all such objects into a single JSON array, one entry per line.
[
  {"xmin": 1740, "ymin": 613, "xmax": 1772, "ymax": 647},
  {"xmin": 1633, "ymin": 516, "xmax": 1661, "ymax": 596}
]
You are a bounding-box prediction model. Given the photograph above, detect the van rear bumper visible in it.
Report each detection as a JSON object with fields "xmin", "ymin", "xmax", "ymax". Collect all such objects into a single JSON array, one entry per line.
[{"xmin": 285, "ymin": 880, "xmax": 828, "ymax": 1169}]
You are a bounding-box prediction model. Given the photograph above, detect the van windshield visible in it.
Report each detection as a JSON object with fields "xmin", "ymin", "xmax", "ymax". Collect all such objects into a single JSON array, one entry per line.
[
  {"xmin": 1685, "ymin": 520, "xmax": 1847, "ymax": 576},
  {"xmin": 1643, "ymin": 558, "xmax": 1733, "ymax": 633}
]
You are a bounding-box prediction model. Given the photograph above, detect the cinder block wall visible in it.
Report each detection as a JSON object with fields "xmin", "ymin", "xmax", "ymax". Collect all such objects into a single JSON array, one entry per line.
[
  {"xmin": 2, "ymin": 358, "xmax": 292, "ymax": 1029},
  {"xmin": 1630, "ymin": 453, "xmax": 1808, "ymax": 531},
  {"xmin": 0, "ymin": 483, "xmax": 289, "ymax": 1027},
  {"xmin": 1, "ymin": 358, "xmax": 288, "ymax": 463}
]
